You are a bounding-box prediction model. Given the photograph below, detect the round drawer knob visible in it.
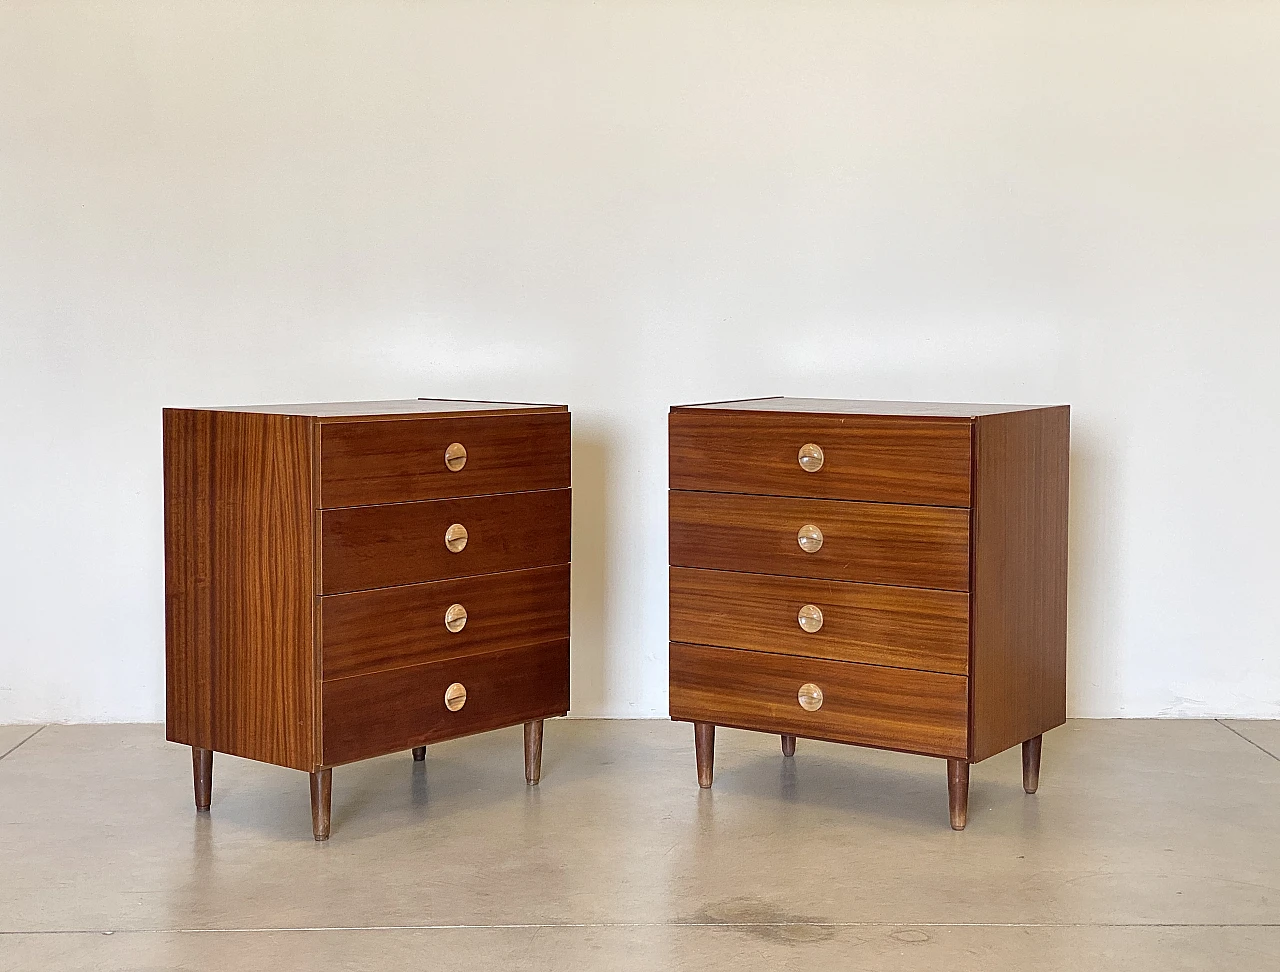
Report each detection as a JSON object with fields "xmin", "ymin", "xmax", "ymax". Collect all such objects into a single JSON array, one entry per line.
[
  {"xmin": 444, "ymin": 523, "xmax": 469, "ymax": 553},
  {"xmin": 444, "ymin": 442, "xmax": 467, "ymax": 472},
  {"xmin": 797, "ymin": 682, "xmax": 824, "ymax": 712},
  {"xmin": 798, "ymin": 442, "xmax": 824, "ymax": 473},
  {"xmin": 797, "ymin": 524, "xmax": 824, "ymax": 553},
  {"xmin": 797, "ymin": 603, "xmax": 824, "ymax": 633},
  {"xmin": 444, "ymin": 603, "xmax": 468, "ymax": 633},
  {"xmin": 444, "ymin": 682, "xmax": 467, "ymax": 711}
]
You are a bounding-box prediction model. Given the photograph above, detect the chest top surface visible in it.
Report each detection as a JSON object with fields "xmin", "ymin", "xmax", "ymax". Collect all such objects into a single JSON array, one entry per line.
[
  {"xmin": 672, "ymin": 397, "xmax": 1057, "ymax": 419},
  {"xmin": 181, "ymin": 399, "xmax": 567, "ymax": 421}
]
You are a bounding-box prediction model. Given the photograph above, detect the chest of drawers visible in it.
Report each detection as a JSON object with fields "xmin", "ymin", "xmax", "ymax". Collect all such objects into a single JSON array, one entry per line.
[
  {"xmin": 667, "ymin": 397, "xmax": 1069, "ymax": 829},
  {"xmin": 164, "ymin": 399, "xmax": 571, "ymax": 839}
]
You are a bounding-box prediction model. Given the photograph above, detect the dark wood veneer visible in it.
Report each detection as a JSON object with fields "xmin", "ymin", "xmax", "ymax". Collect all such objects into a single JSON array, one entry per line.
[
  {"xmin": 669, "ymin": 490, "xmax": 970, "ymax": 591},
  {"xmin": 670, "ymin": 566, "xmax": 969, "ymax": 674},
  {"xmin": 669, "ymin": 643, "xmax": 969, "ymax": 759},
  {"xmin": 968, "ymin": 406, "xmax": 1070, "ymax": 762},
  {"xmin": 165, "ymin": 399, "xmax": 571, "ymax": 839},
  {"xmin": 320, "ymin": 488, "xmax": 571, "ymax": 594},
  {"xmin": 667, "ymin": 398, "xmax": 1068, "ymax": 830},
  {"xmin": 670, "ymin": 408, "xmax": 972, "ymax": 506},
  {"xmin": 164, "ymin": 408, "xmax": 317, "ymax": 771},
  {"xmin": 322, "ymin": 564, "xmax": 570, "ymax": 680},
  {"xmin": 320, "ymin": 411, "xmax": 570, "ymax": 508},
  {"xmin": 322, "ymin": 641, "xmax": 570, "ymax": 766}
]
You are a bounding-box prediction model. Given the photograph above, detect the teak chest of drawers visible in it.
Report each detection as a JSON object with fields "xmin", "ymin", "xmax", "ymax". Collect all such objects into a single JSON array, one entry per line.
[
  {"xmin": 164, "ymin": 399, "xmax": 571, "ymax": 839},
  {"xmin": 668, "ymin": 397, "xmax": 1069, "ymax": 829}
]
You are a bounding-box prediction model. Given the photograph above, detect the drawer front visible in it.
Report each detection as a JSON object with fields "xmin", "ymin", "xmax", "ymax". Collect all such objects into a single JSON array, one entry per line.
[
  {"xmin": 669, "ymin": 643, "xmax": 968, "ymax": 758},
  {"xmin": 670, "ymin": 409, "xmax": 971, "ymax": 507},
  {"xmin": 320, "ymin": 488, "xmax": 571, "ymax": 594},
  {"xmin": 319, "ymin": 411, "xmax": 570, "ymax": 509},
  {"xmin": 670, "ymin": 567, "xmax": 969, "ymax": 675},
  {"xmin": 322, "ymin": 640, "xmax": 570, "ymax": 766},
  {"xmin": 669, "ymin": 490, "xmax": 969, "ymax": 591},
  {"xmin": 322, "ymin": 565, "xmax": 570, "ymax": 680}
]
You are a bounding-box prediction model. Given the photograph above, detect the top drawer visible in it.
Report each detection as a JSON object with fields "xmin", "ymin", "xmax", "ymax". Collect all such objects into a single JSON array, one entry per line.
[
  {"xmin": 669, "ymin": 409, "xmax": 971, "ymax": 507},
  {"xmin": 320, "ymin": 411, "xmax": 570, "ymax": 508}
]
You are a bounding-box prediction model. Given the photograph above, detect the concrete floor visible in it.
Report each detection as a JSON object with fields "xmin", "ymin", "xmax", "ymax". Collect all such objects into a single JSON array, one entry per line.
[{"xmin": 1, "ymin": 719, "xmax": 1278, "ymax": 970}]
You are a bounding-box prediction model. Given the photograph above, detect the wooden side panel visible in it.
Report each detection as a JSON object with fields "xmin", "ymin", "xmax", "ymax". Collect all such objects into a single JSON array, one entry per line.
[
  {"xmin": 969, "ymin": 406, "xmax": 1070, "ymax": 762},
  {"xmin": 669, "ymin": 490, "xmax": 970, "ymax": 591},
  {"xmin": 322, "ymin": 641, "xmax": 570, "ymax": 766},
  {"xmin": 670, "ymin": 567, "xmax": 969, "ymax": 674},
  {"xmin": 322, "ymin": 564, "xmax": 570, "ymax": 680},
  {"xmin": 319, "ymin": 411, "xmax": 571, "ymax": 508},
  {"xmin": 669, "ymin": 643, "xmax": 968, "ymax": 759},
  {"xmin": 163, "ymin": 408, "xmax": 316, "ymax": 771},
  {"xmin": 670, "ymin": 409, "xmax": 973, "ymax": 506},
  {"xmin": 164, "ymin": 409, "xmax": 215, "ymax": 752},
  {"xmin": 320, "ymin": 488, "xmax": 571, "ymax": 594}
]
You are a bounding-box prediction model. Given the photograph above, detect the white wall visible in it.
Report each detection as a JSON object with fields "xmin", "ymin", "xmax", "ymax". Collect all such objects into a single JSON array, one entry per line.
[{"xmin": 1, "ymin": 1, "xmax": 1278, "ymax": 723}]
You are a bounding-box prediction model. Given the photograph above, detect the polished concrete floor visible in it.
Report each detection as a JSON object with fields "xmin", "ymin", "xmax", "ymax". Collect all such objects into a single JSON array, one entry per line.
[{"xmin": 1, "ymin": 719, "xmax": 1278, "ymax": 970}]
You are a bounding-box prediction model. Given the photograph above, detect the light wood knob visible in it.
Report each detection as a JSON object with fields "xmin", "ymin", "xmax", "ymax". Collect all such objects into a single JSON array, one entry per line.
[
  {"xmin": 798, "ymin": 604, "xmax": 824, "ymax": 633},
  {"xmin": 444, "ymin": 523, "xmax": 468, "ymax": 553},
  {"xmin": 797, "ymin": 683, "xmax": 824, "ymax": 712},
  {"xmin": 444, "ymin": 603, "xmax": 468, "ymax": 633},
  {"xmin": 445, "ymin": 442, "xmax": 467, "ymax": 471},
  {"xmin": 798, "ymin": 442, "xmax": 824, "ymax": 473},
  {"xmin": 797, "ymin": 524, "xmax": 824, "ymax": 553},
  {"xmin": 444, "ymin": 682, "xmax": 467, "ymax": 711}
]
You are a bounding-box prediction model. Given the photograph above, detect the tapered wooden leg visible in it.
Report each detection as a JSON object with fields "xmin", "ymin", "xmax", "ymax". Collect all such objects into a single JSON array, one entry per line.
[
  {"xmin": 524, "ymin": 720, "xmax": 544, "ymax": 785},
  {"xmin": 947, "ymin": 759, "xmax": 969, "ymax": 831},
  {"xmin": 412, "ymin": 746, "xmax": 426, "ymax": 762},
  {"xmin": 694, "ymin": 722, "xmax": 715, "ymax": 788},
  {"xmin": 192, "ymin": 747, "xmax": 213, "ymax": 812},
  {"xmin": 1022, "ymin": 734, "xmax": 1042, "ymax": 794},
  {"xmin": 781, "ymin": 734, "xmax": 796, "ymax": 757},
  {"xmin": 310, "ymin": 769, "xmax": 332, "ymax": 841}
]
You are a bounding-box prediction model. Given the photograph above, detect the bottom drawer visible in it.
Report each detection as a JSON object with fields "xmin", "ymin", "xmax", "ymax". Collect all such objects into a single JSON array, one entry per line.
[
  {"xmin": 669, "ymin": 642, "xmax": 968, "ymax": 758},
  {"xmin": 322, "ymin": 640, "xmax": 569, "ymax": 766}
]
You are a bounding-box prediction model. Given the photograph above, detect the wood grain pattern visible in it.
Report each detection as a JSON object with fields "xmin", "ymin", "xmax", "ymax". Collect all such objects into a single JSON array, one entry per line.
[
  {"xmin": 669, "ymin": 490, "xmax": 970, "ymax": 591},
  {"xmin": 164, "ymin": 408, "xmax": 317, "ymax": 771},
  {"xmin": 320, "ymin": 411, "xmax": 571, "ymax": 508},
  {"xmin": 968, "ymin": 406, "xmax": 1070, "ymax": 762},
  {"xmin": 321, "ymin": 564, "xmax": 570, "ymax": 680},
  {"xmin": 670, "ymin": 408, "xmax": 972, "ymax": 506},
  {"xmin": 669, "ymin": 567, "xmax": 969, "ymax": 674},
  {"xmin": 320, "ymin": 488, "xmax": 571, "ymax": 594},
  {"xmin": 669, "ymin": 643, "xmax": 969, "ymax": 758},
  {"xmin": 321, "ymin": 641, "xmax": 570, "ymax": 766}
]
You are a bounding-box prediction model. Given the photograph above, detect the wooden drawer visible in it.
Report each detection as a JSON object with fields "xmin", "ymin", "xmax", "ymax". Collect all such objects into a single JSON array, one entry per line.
[
  {"xmin": 670, "ymin": 567, "xmax": 969, "ymax": 675},
  {"xmin": 322, "ymin": 565, "xmax": 570, "ymax": 681},
  {"xmin": 321, "ymin": 640, "xmax": 570, "ymax": 766},
  {"xmin": 669, "ymin": 490, "xmax": 969, "ymax": 591},
  {"xmin": 669, "ymin": 642, "xmax": 968, "ymax": 758},
  {"xmin": 670, "ymin": 408, "xmax": 971, "ymax": 507},
  {"xmin": 319, "ymin": 410, "xmax": 570, "ymax": 509},
  {"xmin": 320, "ymin": 488, "xmax": 571, "ymax": 594}
]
